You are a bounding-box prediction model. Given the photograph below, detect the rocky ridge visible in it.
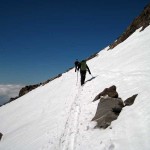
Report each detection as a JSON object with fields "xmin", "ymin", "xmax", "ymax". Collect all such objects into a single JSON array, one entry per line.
[{"xmin": 109, "ymin": 4, "xmax": 150, "ymax": 49}]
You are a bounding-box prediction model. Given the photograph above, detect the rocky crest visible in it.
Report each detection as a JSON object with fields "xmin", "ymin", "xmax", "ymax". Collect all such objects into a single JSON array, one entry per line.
[
  {"xmin": 109, "ymin": 4, "xmax": 150, "ymax": 50},
  {"xmin": 1, "ymin": 73, "xmax": 63, "ymax": 106},
  {"xmin": 17, "ymin": 74, "xmax": 62, "ymax": 98}
]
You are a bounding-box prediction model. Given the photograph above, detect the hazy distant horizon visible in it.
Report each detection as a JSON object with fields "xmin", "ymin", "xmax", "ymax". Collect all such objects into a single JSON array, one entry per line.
[{"xmin": 0, "ymin": 84, "xmax": 23, "ymax": 105}]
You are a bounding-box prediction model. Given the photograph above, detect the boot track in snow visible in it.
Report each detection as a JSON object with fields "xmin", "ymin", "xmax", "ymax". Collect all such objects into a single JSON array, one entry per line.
[{"xmin": 59, "ymin": 86, "xmax": 83, "ymax": 150}]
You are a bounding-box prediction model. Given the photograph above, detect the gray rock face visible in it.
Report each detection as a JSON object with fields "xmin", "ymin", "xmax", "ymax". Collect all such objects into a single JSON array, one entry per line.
[
  {"xmin": 92, "ymin": 85, "xmax": 138, "ymax": 129},
  {"xmin": 0, "ymin": 132, "xmax": 3, "ymax": 141},
  {"xmin": 92, "ymin": 97, "xmax": 124, "ymax": 129}
]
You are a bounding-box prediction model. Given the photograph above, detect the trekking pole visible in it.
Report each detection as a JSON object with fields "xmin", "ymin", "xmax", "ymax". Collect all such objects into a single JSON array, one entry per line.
[
  {"xmin": 90, "ymin": 73, "xmax": 94, "ymax": 78},
  {"xmin": 76, "ymin": 70, "xmax": 78, "ymax": 85}
]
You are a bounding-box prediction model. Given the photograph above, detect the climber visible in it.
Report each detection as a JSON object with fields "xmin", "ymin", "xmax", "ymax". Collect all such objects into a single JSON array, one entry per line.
[
  {"xmin": 77, "ymin": 60, "xmax": 91, "ymax": 85},
  {"xmin": 74, "ymin": 59, "xmax": 79, "ymax": 72}
]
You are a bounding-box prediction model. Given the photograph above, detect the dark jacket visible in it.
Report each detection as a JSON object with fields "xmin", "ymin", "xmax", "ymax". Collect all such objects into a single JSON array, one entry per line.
[{"xmin": 77, "ymin": 61, "xmax": 91, "ymax": 74}]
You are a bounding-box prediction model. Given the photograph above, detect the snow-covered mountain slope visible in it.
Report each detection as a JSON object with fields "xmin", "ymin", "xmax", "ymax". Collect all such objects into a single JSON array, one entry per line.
[{"xmin": 0, "ymin": 26, "xmax": 150, "ymax": 150}]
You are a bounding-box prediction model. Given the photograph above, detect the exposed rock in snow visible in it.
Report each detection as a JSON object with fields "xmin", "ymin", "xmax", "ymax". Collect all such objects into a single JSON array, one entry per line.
[
  {"xmin": 93, "ymin": 85, "xmax": 118, "ymax": 102},
  {"xmin": 7, "ymin": 74, "xmax": 62, "ymax": 104},
  {"xmin": 124, "ymin": 94, "xmax": 138, "ymax": 106},
  {"xmin": 109, "ymin": 3, "xmax": 150, "ymax": 49},
  {"xmin": 92, "ymin": 86, "xmax": 138, "ymax": 129},
  {"xmin": 92, "ymin": 97, "xmax": 124, "ymax": 129},
  {"xmin": 19, "ymin": 84, "xmax": 41, "ymax": 97}
]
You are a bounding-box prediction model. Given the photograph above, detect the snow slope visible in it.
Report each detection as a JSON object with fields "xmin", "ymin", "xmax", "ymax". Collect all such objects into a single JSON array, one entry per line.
[{"xmin": 0, "ymin": 26, "xmax": 150, "ymax": 150}]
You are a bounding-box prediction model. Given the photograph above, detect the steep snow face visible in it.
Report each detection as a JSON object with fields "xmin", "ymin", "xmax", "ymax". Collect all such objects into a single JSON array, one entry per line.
[{"xmin": 0, "ymin": 26, "xmax": 150, "ymax": 150}]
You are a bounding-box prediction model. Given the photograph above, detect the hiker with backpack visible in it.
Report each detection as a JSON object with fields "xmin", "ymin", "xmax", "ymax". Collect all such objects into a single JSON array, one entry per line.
[
  {"xmin": 77, "ymin": 60, "xmax": 91, "ymax": 85},
  {"xmin": 74, "ymin": 59, "xmax": 80, "ymax": 72}
]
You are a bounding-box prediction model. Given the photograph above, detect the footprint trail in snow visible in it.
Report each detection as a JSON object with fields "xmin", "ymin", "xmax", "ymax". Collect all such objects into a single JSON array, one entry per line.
[{"xmin": 59, "ymin": 86, "xmax": 83, "ymax": 150}]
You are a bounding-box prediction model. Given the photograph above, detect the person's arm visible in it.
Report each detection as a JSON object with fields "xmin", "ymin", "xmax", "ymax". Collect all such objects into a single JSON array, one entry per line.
[{"xmin": 86, "ymin": 65, "xmax": 91, "ymax": 74}]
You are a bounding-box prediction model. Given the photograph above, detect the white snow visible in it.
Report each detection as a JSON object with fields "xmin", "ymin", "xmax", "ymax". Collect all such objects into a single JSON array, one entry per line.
[{"xmin": 0, "ymin": 26, "xmax": 150, "ymax": 150}]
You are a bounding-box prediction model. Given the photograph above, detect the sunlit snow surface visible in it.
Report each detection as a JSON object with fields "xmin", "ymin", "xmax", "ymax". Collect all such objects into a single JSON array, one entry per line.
[{"xmin": 0, "ymin": 26, "xmax": 150, "ymax": 150}]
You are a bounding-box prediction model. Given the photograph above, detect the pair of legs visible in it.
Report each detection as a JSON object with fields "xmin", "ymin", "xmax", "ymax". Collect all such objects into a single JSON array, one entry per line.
[{"xmin": 80, "ymin": 70, "xmax": 86, "ymax": 85}]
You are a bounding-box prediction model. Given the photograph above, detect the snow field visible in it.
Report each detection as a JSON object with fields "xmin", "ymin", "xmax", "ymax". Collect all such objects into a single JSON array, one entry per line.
[{"xmin": 0, "ymin": 26, "xmax": 150, "ymax": 150}]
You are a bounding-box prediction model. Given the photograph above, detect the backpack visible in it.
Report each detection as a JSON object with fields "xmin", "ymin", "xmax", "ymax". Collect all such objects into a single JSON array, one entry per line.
[{"xmin": 80, "ymin": 61, "xmax": 87, "ymax": 71}]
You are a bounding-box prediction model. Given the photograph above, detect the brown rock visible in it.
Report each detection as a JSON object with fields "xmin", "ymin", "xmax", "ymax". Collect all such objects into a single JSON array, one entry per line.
[{"xmin": 93, "ymin": 85, "xmax": 118, "ymax": 101}]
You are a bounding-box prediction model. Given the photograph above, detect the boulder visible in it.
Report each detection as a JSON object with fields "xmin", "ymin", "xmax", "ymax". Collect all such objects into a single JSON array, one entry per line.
[
  {"xmin": 92, "ymin": 85, "xmax": 138, "ymax": 129},
  {"xmin": 93, "ymin": 85, "xmax": 118, "ymax": 101},
  {"xmin": 92, "ymin": 97, "xmax": 124, "ymax": 129}
]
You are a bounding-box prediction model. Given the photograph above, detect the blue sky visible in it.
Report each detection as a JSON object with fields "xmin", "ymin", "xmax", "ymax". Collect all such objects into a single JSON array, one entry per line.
[{"xmin": 0, "ymin": 0, "xmax": 149, "ymax": 85}]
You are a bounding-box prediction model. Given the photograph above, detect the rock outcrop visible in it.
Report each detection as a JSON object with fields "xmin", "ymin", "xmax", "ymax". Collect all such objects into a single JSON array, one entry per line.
[
  {"xmin": 92, "ymin": 85, "xmax": 138, "ymax": 129},
  {"xmin": 93, "ymin": 85, "xmax": 118, "ymax": 102},
  {"xmin": 109, "ymin": 4, "xmax": 150, "ymax": 50},
  {"xmin": 18, "ymin": 74, "xmax": 63, "ymax": 98},
  {"xmin": 7, "ymin": 74, "xmax": 62, "ymax": 104},
  {"xmin": 19, "ymin": 84, "xmax": 41, "ymax": 97}
]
